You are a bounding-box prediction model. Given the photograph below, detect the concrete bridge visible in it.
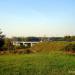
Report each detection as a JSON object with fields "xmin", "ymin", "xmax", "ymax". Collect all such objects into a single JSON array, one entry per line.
[{"xmin": 13, "ymin": 41, "xmax": 40, "ymax": 47}]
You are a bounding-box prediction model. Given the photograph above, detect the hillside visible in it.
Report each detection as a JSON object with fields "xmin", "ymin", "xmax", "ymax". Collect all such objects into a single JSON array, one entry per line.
[{"xmin": 30, "ymin": 41, "xmax": 75, "ymax": 53}]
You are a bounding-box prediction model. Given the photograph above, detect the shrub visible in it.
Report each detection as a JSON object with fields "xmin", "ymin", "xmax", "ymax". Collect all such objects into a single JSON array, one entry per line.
[
  {"xmin": 0, "ymin": 39, "xmax": 5, "ymax": 50},
  {"xmin": 64, "ymin": 43, "xmax": 75, "ymax": 52}
]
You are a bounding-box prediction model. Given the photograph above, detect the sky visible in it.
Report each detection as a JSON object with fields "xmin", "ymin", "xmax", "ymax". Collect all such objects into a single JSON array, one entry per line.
[{"xmin": 0, "ymin": 0, "xmax": 75, "ymax": 37}]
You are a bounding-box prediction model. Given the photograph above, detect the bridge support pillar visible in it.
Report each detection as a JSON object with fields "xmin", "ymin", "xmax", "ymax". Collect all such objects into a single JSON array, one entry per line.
[{"xmin": 31, "ymin": 43, "xmax": 33, "ymax": 47}]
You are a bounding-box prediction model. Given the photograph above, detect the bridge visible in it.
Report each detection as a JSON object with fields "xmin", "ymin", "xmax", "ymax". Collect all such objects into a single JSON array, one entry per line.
[{"xmin": 13, "ymin": 41, "xmax": 40, "ymax": 47}]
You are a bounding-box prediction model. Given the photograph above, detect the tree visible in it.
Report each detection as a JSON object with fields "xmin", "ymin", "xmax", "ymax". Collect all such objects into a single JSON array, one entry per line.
[
  {"xmin": 12, "ymin": 37, "xmax": 27, "ymax": 42},
  {"xmin": 3, "ymin": 38, "xmax": 14, "ymax": 50},
  {"xmin": 64, "ymin": 36, "xmax": 72, "ymax": 41},
  {"xmin": 26, "ymin": 37, "xmax": 41, "ymax": 42},
  {"xmin": 0, "ymin": 29, "xmax": 5, "ymax": 50},
  {"xmin": 71, "ymin": 36, "xmax": 75, "ymax": 41}
]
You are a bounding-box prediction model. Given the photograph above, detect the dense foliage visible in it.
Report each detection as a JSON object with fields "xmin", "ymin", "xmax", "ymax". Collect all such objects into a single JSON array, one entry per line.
[
  {"xmin": 0, "ymin": 30, "xmax": 5, "ymax": 50},
  {"xmin": 64, "ymin": 43, "xmax": 75, "ymax": 52}
]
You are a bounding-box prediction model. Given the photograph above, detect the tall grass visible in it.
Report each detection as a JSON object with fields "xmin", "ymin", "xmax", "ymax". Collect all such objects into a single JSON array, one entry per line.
[
  {"xmin": 0, "ymin": 52, "xmax": 75, "ymax": 75},
  {"xmin": 31, "ymin": 41, "xmax": 75, "ymax": 52}
]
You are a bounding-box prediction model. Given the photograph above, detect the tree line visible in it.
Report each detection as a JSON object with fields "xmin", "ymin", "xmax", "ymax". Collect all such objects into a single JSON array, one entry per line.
[{"xmin": 0, "ymin": 29, "xmax": 75, "ymax": 51}]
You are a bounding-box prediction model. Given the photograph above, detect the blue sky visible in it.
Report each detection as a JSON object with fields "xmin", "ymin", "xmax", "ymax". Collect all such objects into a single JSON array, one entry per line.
[{"xmin": 0, "ymin": 0, "xmax": 75, "ymax": 37}]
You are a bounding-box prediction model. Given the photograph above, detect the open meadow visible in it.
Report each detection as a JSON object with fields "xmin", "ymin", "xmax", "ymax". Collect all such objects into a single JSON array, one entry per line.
[{"xmin": 0, "ymin": 51, "xmax": 75, "ymax": 75}]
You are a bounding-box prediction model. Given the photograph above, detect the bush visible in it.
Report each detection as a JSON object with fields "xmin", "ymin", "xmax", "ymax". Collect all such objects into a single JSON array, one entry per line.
[
  {"xmin": 64, "ymin": 43, "xmax": 75, "ymax": 52},
  {"xmin": 0, "ymin": 39, "xmax": 5, "ymax": 50}
]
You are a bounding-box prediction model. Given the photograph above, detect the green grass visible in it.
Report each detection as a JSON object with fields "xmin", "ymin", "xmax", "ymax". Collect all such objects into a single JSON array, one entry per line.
[{"xmin": 0, "ymin": 52, "xmax": 75, "ymax": 75}]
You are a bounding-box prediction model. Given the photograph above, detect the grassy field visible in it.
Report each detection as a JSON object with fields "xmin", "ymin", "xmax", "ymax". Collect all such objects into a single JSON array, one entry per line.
[
  {"xmin": 0, "ymin": 51, "xmax": 75, "ymax": 75},
  {"xmin": 31, "ymin": 41, "xmax": 75, "ymax": 52}
]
